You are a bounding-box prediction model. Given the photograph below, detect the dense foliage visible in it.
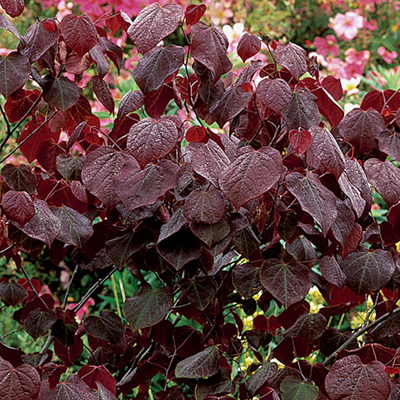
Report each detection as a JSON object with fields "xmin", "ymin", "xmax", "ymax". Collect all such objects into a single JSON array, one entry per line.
[{"xmin": 1, "ymin": 1, "xmax": 400, "ymax": 399}]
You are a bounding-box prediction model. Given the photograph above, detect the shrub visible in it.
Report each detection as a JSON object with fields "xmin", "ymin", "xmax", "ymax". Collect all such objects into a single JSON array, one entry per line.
[{"xmin": 1, "ymin": 2, "xmax": 400, "ymax": 399}]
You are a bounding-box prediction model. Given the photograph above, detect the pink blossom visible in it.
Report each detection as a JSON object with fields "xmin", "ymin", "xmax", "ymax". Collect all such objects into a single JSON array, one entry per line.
[
  {"xmin": 363, "ymin": 18, "xmax": 378, "ymax": 31},
  {"xmin": 329, "ymin": 11, "xmax": 363, "ymax": 41},
  {"xmin": 313, "ymin": 35, "xmax": 339, "ymax": 57},
  {"xmin": 67, "ymin": 298, "xmax": 95, "ymax": 321},
  {"xmin": 378, "ymin": 46, "xmax": 398, "ymax": 64}
]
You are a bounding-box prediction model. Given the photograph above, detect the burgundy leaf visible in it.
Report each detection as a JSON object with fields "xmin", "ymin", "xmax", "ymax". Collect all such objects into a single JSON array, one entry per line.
[
  {"xmin": 43, "ymin": 77, "xmax": 81, "ymax": 111},
  {"xmin": 0, "ymin": 13, "xmax": 23, "ymax": 41},
  {"xmin": 92, "ymin": 75, "xmax": 114, "ymax": 113},
  {"xmin": 1, "ymin": 164, "xmax": 37, "ymax": 193},
  {"xmin": 175, "ymin": 346, "xmax": 219, "ymax": 379},
  {"xmin": 280, "ymin": 375, "xmax": 318, "ymax": 400},
  {"xmin": 339, "ymin": 248, "xmax": 395, "ymax": 295},
  {"xmin": 24, "ymin": 308, "xmax": 57, "ymax": 340},
  {"xmin": 61, "ymin": 14, "xmax": 98, "ymax": 57},
  {"xmin": 0, "ymin": 0, "xmax": 24, "ymax": 17},
  {"xmin": 247, "ymin": 361, "xmax": 278, "ymax": 397},
  {"xmin": 308, "ymin": 125, "xmax": 345, "ymax": 179},
  {"xmin": 232, "ymin": 263, "xmax": 263, "ymax": 299},
  {"xmin": 337, "ymin": 108, "xmax": 385, "ymax": 152},
  {"xmin": 96, "ymin": 382, "xmax": 118, "ymax": 400},
  {"xmin": 286, "ymin": 172, "xmax": 337, "ymax": 237},
  {"xmin": 78, "ymin": 365, "xmax": 116, "ymax": 396},
  {"xmin": 256, "ymin": 78, "xmax": 292, "ymax": 114},
  {"xmin": 89, "ymin": 44, "xmax": 109, "ymax": 79},
  {"xmin": 286, "ymin": 236, "xmax": 317, "ymax": 263},
  {"xmin": 0, "ymin": 361, "xmax": 40, "ymax": 399},
  {"xmin": 115, "ymin": 159, "xmax": 178, "ymax": 211},
  {"xmin": 38, "ymin": 374, "xmax": 94, "ymax": 400},
  {"xmin": 19, "ymin": 20, "xmax": 58, "ymax": 63},
  {"xmin": 2, "ymin": 190, "xmax": 34, "ymax": 227},
  {"xmin": 83, "ymin": 311, "xmax": 124, "ymax": 344},
  {"xmin": 289, "ymin": 129, "xmax": 312, "ymax": 155},
  {"xmin": 13, "ymin": 199, "xmax": 61, "ymax": 247},
  {"xmin": 331, "ymin": 200, "xmax": 355, "ymax": 247},
  {"xmin": 325, "ymin": 356, "xmax": 390, "ymax": 400},
  {"xmin": 219, "ymin": 146, "xmax": 282, "ymax": 209},
  {"xmin": 378, "ymin": 130, "xmax": 400, "ymax": 161},
  {"xmin": 81, "ymin": 147, "xmax": 135, "ymax": 208},
  {"xmin": 127, "ymin": 117, "xmax": 179, "ymax": 168},
  {"xmin": 186, "ymin": 126, "xmax": 208, "ymax": 143},
  {"xmin": 284, "ymin": 313, "xmax": 326, "ymax": 341},
  {"xmin": 143, "ymin": 84, "xmax": 174, "ymax": 119},
  {"xmin": 117, "ymin": 90, "xmax": 144, "ymax": 118},
  {"xmin": 364, "ymin": 158, "xmax": 400, "ymax": 208},
  {"xmin": 54, "ymin": 337, "xmax": 83, "ymax": 366},
  {"xmin": 183, "ymin": 188, "xmax": 225, "ymax": 224},
  {"xmin": 237, "ymin": 32, "xmax": 261, "ymax": 63},
  {"xmin": 273, "ymin": 42, "xmax": 308, "ymax": 80},
  {"xmin": 0, "ymin": 52, "xmax": 30, "ymax": 98},
  {"xmin": 185, "ymin": 4, "xmax": 206, "ymax": 26},
  {"xmin": 127, "ymin": 3, "xmax": 183, "ymax": 54},
  {"xmin": 191, "ymin": 22, "xmax": 232, "ymax": 83},
  {"xmin": 0, "ymin": 280, "xmax": 28, "ymax": 306},
  {"xmin": 338, "ymin": 158, "xmax": 372, "ymax": 218},
  {"xmin": 260, "ymin": 259, "xmax": 310, "ymax": 308},
  {"xmin": 4, "ymin": 88, "xmax": 40, "ymax": 124},
  {"xmin": 281, "ymin": 86, "xmax": 321, "ymax": 130},
  {"xmin": 133, "ymin": 45, "xmax": 184, "ymax": 94},
  {"xmin": 186, "ymin": 140, "xmax": 230, "ymax": 188},
  {"xmin": 56, "ymin": 154, "xmax": 84, "ymax": 181},
  {"xmin": 50, "ymin": 205, "xmax": 93, "ymax": 248},
  {"xmin": 123, "ymin": 285, "xmax": 173, "ymax": 331},
  {"xmin": 158, "ymin": 206, "xmax": 187, "ymax": 243},
  {"xmin": 319, "ymin": 255, "xmax": 346, "ymax": 290},
  {"xmin": 190, "ymin": 218, "xmax": 230, "ymax": 248}
]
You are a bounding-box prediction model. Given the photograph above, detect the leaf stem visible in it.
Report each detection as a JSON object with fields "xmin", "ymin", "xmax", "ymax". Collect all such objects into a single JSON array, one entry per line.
[{"xmin": 62, "ymin": 264, "xmax": 79, "ymax": 310}]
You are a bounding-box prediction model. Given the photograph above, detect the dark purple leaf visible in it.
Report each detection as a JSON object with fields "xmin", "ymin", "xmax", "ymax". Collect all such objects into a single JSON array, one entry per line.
[
  {"xmin": 92, "ymin": 75, "xmax": 114, "ymax": 113},
  {"xmin": 127, "ymin": 117, "xmax": 179, "ymax": 168},
  {"xmin": 190, "ymin": 218, "xmax": 230, "ymax": 248},
  {"xmin": 364, "ymin": 158, "xmax": 400, "ymax": 208},
  {"xmin": 191, "ymin": 22, "xmax": 232, "ymax": 83},
  {"xmin": 237, "ymin": 32, "xmax": 261, "ymax": 63},
  {"xmin": 38, "ymin": 374, "xmax": 94, "ymax": 400},
  {"xmin": 83, "ymin": 311, "xmax": 124, "ymax": 344},
  {"xmin": 78, "ymin": 366, "xmax": 116, "ymax": 396},
  {"xmin": 260, "ymin": 259, "xmax": 310, "ymax": 308},
  {"xmin": 247, "ymin": 361, "xmax": 278, "ymax": 397},
  {"xmin": 273, "ymin": 42, "xmax": 308, "ymax": 80},
  {"xmin": 123, "ymin": 285, "xmax": 173, "ymax": 331},
  {"xmin": 50, "ymin": 205, "xmax": 93, "ymax": 248},
  {"xmin": 286, "ymin": 171, "xmax": 337, "ymax": 237},
  {"xmin": 339, "ymin": 248, "xmax": 395, "ymax": 295},
  {"xmin": 56, "ymin": 154, "xmax": 84, "ymax": 181},
  {"xmin": 2, "ymin": 190, "xmax": 34, "ymax": 227},
  {"xmin": 378, "ymin": 130, "xmax": 400, "ymax": 161},
  {"xmin": 0, "ymin": 361, "xmax": 40, "ymax": 399},
  {"xmin": 127, "ymin": 3, "xmax": 183, "ymax": 55},
  {"xmin": 61, "ymin": 14, "xmax": 98, "ymax": 57},
  {"xmin": 95, "ymin": 382, "xmax": 118, "ymax": 400},
  {"xmin": 0, "ymin": 52, "xmax": 30, "ymax": 98},
  {"xmin": 180, "ymin": 276, "xmax": 217, "ymax": 310},
  {"xmin": 43, "ymin": 77, "xmax": 81, "ymax": 111},
  {"xmin": 175, "ymin": 346, "xmax": 219, "ymax": 379},
  {"xmin": 115, "ymin": 159, "xmax": 178, "ymax": 210},
  {"xmin": 219, "ymin": 146, "xmax": 282, "ymax": 209},
  {"xmin": 284, "ymin": 313, "xmax": 326, "ymax": 341},
  {"xmin": 117, "ymin": 90, "xmax": 144, "ymax": 118},
  {"xmin": 280, "ymin": 375, "xmax": 318, "ymax": 400},
  {"xmin": 337, "ymin": 108, "xmax": 385, "ymax": 152},
  {"xmin": 325, "ymin": 356, "xmax": 390, "ymax": 400},
  {"xmin": 0, "ymin": 0, "xmax": 24, "ymax": 17},
  {"xmin": 0, "ymin": 280, "xmax": 28, "ymax": 306},
  {"xmin": 82, "ymin": 147, "xmax": 135, "ymax": 208},
  {"xmin": 232, "ymin": 263, "xmax": 263, "ymax": 299},
  {"xmin": 319, "ymin": 256, "xmax": 346, "ymax": 289},
  {"xmin": 89, "ymin": 45, "xmax": 109, "ymax": 79},
  {"xmin": 158, "ymin": 206, "xmax": 187, "ymax": 243},
  {"xmin": 256, "ymin": 78, "xmax": 292, "ymax": 114},
  {"xmin": 133, "ymin": 45, "xmax": 184, "ymax": 94},
  {"xmin": 1, "ymin": 164, "xmax": 37, "ymax": 193},
  {"xmin": 24, "ymin": 308, "xmax": 57, "ymax": 340},
  {"xmin": 0, "ymin": 13, "xmax": 23, "ymax": 41}
]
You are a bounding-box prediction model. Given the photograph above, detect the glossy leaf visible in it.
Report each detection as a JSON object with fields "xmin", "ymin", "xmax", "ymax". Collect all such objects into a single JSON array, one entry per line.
[
  {"xmin": 256, "ymin": 78, "xmax": 292, "ymax": 114},
  {"xmin": 273, "ymin": 42, "xmax": 308, "ymax": 80},
  {"xmin": 0, "ymin": 280, "xmax": 28, "ymax": 306},
  {"xmin": 83, "ymin": 311, "xmax": 124, "ymax": 344},
  {"xmin": 0, "ymin": 0, "xmax": 24, "ymax": 17},
  {"xmin": 38, "ymin": 374, "xmax": 94, "ymax": 400},
  {"xmin": 60, "ymin": 14, "xmax": 98, "ymax": 57},
  {"xmin": 2, "ymin": 190, "xmax": 34, "ymax": 227},
  {"xmin": 44, "ymin": 77, "xmax": 81, "ymax": 111},
  {"xmin": 319, "ymin": 256, "xmax": 346, "ymax": 289},
  {"xmin": 260, "ymin": 259, "xmax": 310, "ymax": 308},
  {"xmin": 175, "ymin": 346, "xmax": 219, "ymax": 379},
  {"xmin": 78, "ymin": 365, "xmax": 116, "ymax": 396},
  {"xmin": 339, "ymin": 248, "xmax": 395, "ymax": 295},
  {"xmin": 185, "ymin": 4, "xmax": 206, "ymax": 25},
  {"xmin": 325, "ymin": 356, "xmax": 390, "ymax": 400},
  {"xmin": 237, "ymin": 32, "xmax": 261, "ymax": 63},
  {"xmin": 289, "ymin": 129, "xmax": 312, "ymax": 155},
  {"xmin": 286, "ymin": 171, "xmax": 337, "ymax": 237},
  {"xmin": 0, "ymin": 361, "xmax": 40, "ymax": 399},
  {"xmin": 190, "ymin": 218, "xmax": 230, "ymax": 248},
  {"xmin": 127, "ymin": 117, "xmax": 179, "ymax": 168},
  {"xmin": 0, "ymin": 52, "xmax": 30, "ymax": 98},
  {"xmin": 0, "ymin": 12, "xmax": 23, "ymax": 40},
  {"xmin": 232, "ymin": 263, "xmax": 263, "ymax": 299},
  {"xmin": 1, "ymin": 164, "xmax": 37, "ymax": 193},
  {"xmin": 24, "ymin": 308, "xmax": 57, "ymax": 340},
  {"xmin": 92, "ymin": 75, "xmax": 114, "ymax": 113},
  {"xmin": 127, "ymin": 3, "xmax": 183, "ymax": 54},
  {"xmin": 219, "ymin": 146, "xmax": 282, "ymax": 209},
  {"xmin": 123, "ymin": 285, "xmax": 173, "ymax": 331}
]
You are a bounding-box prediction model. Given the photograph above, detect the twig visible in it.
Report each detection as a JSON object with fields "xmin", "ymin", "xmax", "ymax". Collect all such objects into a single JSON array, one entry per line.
[
  {"xmin": 39, "ymin": 331, "xmax": 54, "ymax": 356},
  {"xmin": 0, "ymin": 243, "xmax": 16, "ymax": 256},
  {"xmin": 62, "ymin": 265, "xmax": 79, "ymax": 310},
  {"xmin": 72, "ymin": 265, "xmax": 118, "ymax": 313}
]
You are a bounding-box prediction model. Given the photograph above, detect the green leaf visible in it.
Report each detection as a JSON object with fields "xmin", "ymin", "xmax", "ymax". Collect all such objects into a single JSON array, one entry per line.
[{"xmin": 280, "ymin": 376, "xmax": 318, "ymax": 400}]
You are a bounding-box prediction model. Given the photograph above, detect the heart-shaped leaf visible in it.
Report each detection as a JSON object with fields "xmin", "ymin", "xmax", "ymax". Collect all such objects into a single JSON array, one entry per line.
[
  {"xmin": 43, "ymin": 77, "xmax": 81, "ymax": 111},
  {"xmin": 289, "ymin": 129, "xmax": 312, "ymax": 155},
  {"xmin": 219, "ymin": 146, "xmax": 282, "ymax": 209},
  {"xmin": 123, "ymin": 285, "xmax": 173, "ymax": 331},
  {"xmin": 83, "ymin": 311, "xmax": 124, "ymax": 344},
  {"xmin": 256, "ymin": 78, "xmax": 292, "ymax": 114},
  {"xmin": 127, "ymin": 3, "xmax": 183, "ymax": 54},
  {"xmin": 1, "ymin": 164, "xmax": 37, "ymax": 193},
  {"xmin": 78, "ymin": 365, "xmax": 116, "ymax": 396},
  {"xmin": 325, "ymin": 356, "xmax": 390, "ymax": 400},
  {"xmin": 0, "ymin": 361, "xmax": 40, "ymax": 399},
  {"xmin": 273, "ymin": 42, "xmax": 308, "ymax": 80},
  {"xmin": 0, "ymin": 52, "xmax": 30, "ymax": 98},
  {"xmin": 0, "ymin": 0, "xmax": 24, "ymax": 17},
  {"xmin": 237, "ymin": 32, "xmax": 261, "ymax": 63},
  {"xmin": 320, "ymin": 255, "xmax": 346, "ymax": 289},
  {"xmin": 92, "ymin": 75, "xmax": 114, "ymax": 113},
  {"xmin": 2, "ymin": 190, "xmax": 34, "ymax": 227},
  {"xmin": 260, "ymin": 259, "xmax": 310, "ymax": 308},
  {"xmin": 24, "ymin": 308, "xmax": 57, "ymax": 340},
  {"xmin": 185, "ymin": 4, "xmax": 206, "ymax": 26},
  {"xmin": 0, "ymin": 280, "xmax": 28, "ymax": 306},
  {"xmin": 61, "ymin": 14, "xmax": 98, "ymax": 57},
  {"xmin": 175, "ymin": 346, "xmax": 219, "ymax": 379},
  {"xmin": 127, "ymin": 117, "xmax": 179, "ymax": 168},
  {"xmin": 284, "ymin": 313, "xmax": 326, "ymax": 341},
  {"xmin": 232, "ymin": 263, "xmax": 263, "ymax": 299},
  {"xmin": 280, "ymin": 375, "xmax": 318, "ymax": 400},
  {"xmin": 38, "ymin": 374, "xmax": 94, "ymax": 400},
  {"xmin": 190, "ymin": 218, "xmax": 230, "ymax": 249},
  {"xmin": 247, "ymin": 361, "xmax": 278, "ymax": 397}
]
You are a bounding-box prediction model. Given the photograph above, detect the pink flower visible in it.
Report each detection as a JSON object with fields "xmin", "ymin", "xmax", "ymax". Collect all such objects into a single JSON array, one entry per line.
[
  {"xmin": 329, "ymin": 11, "xmax": 363, "ymax": 41},
  {"xmin": 378, "ymin": 46, "xmax": 398, "ymax": 64},
  {"xmin": 363, "ymin": 18, "xmax": 378, "ymax": 31},
  {"xmin": 313, "ymin": 35, "xmax": 339, "ymax": 57},
  {"xmin": 67, "ymin": 298, "xmax": 95, "ymax": 321}
]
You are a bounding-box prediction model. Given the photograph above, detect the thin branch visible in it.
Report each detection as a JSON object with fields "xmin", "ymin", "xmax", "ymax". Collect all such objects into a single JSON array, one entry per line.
[
  {"xmin": 0, "ymin": 242, "xmax": 16, "ymax": 257},
  {"xmin": 39, "ymin": 332, "xmax": 54, "ymax": 356},
  {"xmin": 20, "ymin": 264, "xmax": 40, "ymax": 297},
  {"xmin": 0, "ymin": 111, "xmax": 58, "ymax": 164},
  {"xmin": 72, "ymin": 265, "xmax": 118, "ymax": 313},
  {"xmin": 62, "ymin": 265, "xmax": 79, "ymax": 310}
]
